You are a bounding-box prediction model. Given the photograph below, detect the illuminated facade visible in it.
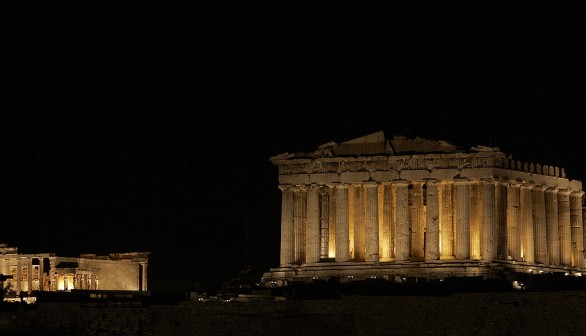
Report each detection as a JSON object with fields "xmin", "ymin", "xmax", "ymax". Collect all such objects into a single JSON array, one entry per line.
[
  {"xmin": 261, "ymin": 131, "xmax": 586, "ymax": 286},
  {"xmin": 0, "ymin": 244, "xmax": 148, "ymax": 297}
]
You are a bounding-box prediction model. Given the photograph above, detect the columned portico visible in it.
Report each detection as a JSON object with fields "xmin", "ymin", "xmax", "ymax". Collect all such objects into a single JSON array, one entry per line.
[
  {"xmin": 266, "ymin": 132, "xmax": 586, "ymax": 287},
  {"xmin": 276, "ymin": 178, "xmax": 586, "ymax": 269}
]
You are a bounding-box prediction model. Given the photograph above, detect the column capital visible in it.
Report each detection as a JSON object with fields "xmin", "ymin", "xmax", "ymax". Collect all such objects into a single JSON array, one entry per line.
[
  {"xmin": 545, "ymin": 186, "xmax": 559, "ymax": 194},
  {"xmin": 363, "ymin": 182, "xmax": 379, "ymax": 188},
  {"xmin": 392, "ymin": 179, "xmax": 410, "ymax": 186},
  {"xmin": 570, "ymin": 190, "xmax": 585, "ymax": 197},
  {"xmin": 308, "ymin": 183, "xmax": 322, "ymax": 191},
  {"xmin": 278, "ymin": 184, "xmax": 293, "ymax": 192},
  {"xmin": 558, "ymin": 188, "xmax": 572, "ymax": 196},
  {"xmin": 319, "ymin": 185, "xmax": 332, "ymax": 195},
  {"xmin": 532, "ymin": 184, "xmax": 547, "ymax": 192},
  {"xmin": 423, "ymin": 178, "xmax": 438, "ymax": 185},
  {"xmin": 333, "ymin": 183, "xmax": 349, "ymax": 189},
  {"xmin": 508, "ymin": 180, "xmax": 522, "ymax": 188},
  {"xmin": 289, "ymin": 184, "xmax": 309, "ymax": 192},
  {"xmin": 480, "ymin": 177, "xmax": 495, "ymax": 184},
  {"xmin": 453, "ymin": 177, "xmax": 470, "ymax": 185},
  {"xmin": 520, "ymin": 183, "xmax": 535, "ymax": 190}
]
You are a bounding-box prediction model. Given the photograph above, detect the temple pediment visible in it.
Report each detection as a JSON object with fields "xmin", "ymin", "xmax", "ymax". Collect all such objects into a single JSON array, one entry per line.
[{"xmin": 274, "ymin": 131, "xmax": 469, "ymax": 161}]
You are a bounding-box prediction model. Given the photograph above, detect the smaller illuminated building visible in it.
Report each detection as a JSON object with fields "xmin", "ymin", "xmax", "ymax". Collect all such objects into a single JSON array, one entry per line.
[{"xmin": 0, "ymin": 244, "xmax": 149, "ymax": 298}]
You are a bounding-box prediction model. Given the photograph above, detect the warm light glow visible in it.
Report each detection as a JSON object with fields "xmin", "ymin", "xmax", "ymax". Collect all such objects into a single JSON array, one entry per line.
[
  {"xmin": 512, "ymin": 281, "xmax": 525, "ymax": 290},
  {"xmin": 57, "ymin": 274, "xmax": 75, "ymax": 291}
]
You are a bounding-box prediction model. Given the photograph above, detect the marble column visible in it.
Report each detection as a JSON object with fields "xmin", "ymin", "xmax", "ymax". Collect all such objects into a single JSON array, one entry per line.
[
  {"xmin": 570, "ymin": 191, "xmax": 584, "ymax": 268},
  {"xmin": 495, "ymin": 182, "xmax": 508, "ymax": 260},
  {"xmin": 353, "ymin": 184, "xmax": 365, "ymax": 261},
  {"xmin": 507, "ymin": 182, "xmax": 521, "ymax": 261},
  {"xmin": 425, "ymin": 179, "xmax": 440, "ymax": 261},
  {"xmin": 39, "ymin": 258, "xmax": 44, "ymax": 291},
  {"xmin": 380, "ymin": 183, "xmax": 394, "ymax": 260},
  {"xmin": 582, "ymin": 206, "xmax": 586, "ymax": 264},
  {"xmin": 481, "ymin": 178, "xmax": 497, "ymax": 260},
  {"xmin": 558, "ymin": 189, "xmax": 572, "ymax": 266},
  {"xmin": 329, "ymin": 186, "xmax": 337, "ymax": 258},
  {"xmin": 319, "ymin": 186, "xmax": 330, "ymax": 259},
  {"xmin": 141, "ymin": 263, "xmax": 148, "ymax": 291},
  {"xmin": 520, "ymin": 184, "xmax": 535, "ymax": 263},
  {"xmin": 279, "ymin": 185, "xmax": 295, "ymax": 266},
  {"xmin": 470, "ymin": 181, "xmax": 482, "ymax": 260},
  {"xmin": 545, "ymin": 187, "xmax": 560, "ymax": 265},
  {"xmin": 365, "ymin": 183, "xmax": 380, "ymax": 262},
  {"xmin": 454, "ymin": 178, "xmax": 470, "ymax": 260},
  {"xmin": 293, "ymin": 185, "xmax": 307, "ymax": 264},
  {"xmin": 16, "ymin": 257, "xmax": 21, "ymax": 294},
  {"xmin": 27, "ymin": 259, "xmax": 32, "ymax": 294},
  {"xmin": 440, "ymin": 181, "xmax": 454, "ymax": 259},
  {"xmin": 411, "ymin": 182, "xmax": 425, "ymax": 261},
  {"xmin": 335, "ymin": 184, "xmax": 350, "ymax": 262},
  {"xmin": 532, "ymin": 185, "xmax": 548, "ymax": 264},
  {"xmin": 394, "ymin": 180, "xmax": 410, "ymax": 261},
  {"xmin": 305, "ymin": 184, "xmax": 321, "ymax": 264}
]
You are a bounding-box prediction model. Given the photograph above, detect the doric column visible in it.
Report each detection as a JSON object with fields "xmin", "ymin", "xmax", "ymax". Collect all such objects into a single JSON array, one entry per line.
[
  {"xmin": 439, "ymin": 181, "xmax": 454, "ymax": 259},
  {"xmin": 495, "ymin": 181, "xmax": 508, "ymax": 260},
  {"xmin": 335, "ymin": 184, "xmax": 350, "ymax": 262},
  {"xmin": 425, "ymin": 179, "xmax": 440, "ymax": 261},
  {"xmin": 293, "ymin": 185, "xmax": 307, "ymax": 264},
  {"xmin": 364, "ymin": 183, "xmax": 380, "ymax": 262},
  {"xmin": 141, "ymin": 263, "xmax": 148, "ymax": 291},
  {"xmin": 545, "ymin": 187, "xmax": 560, "ymax": 265},
  {"xmin": 532, "ymin": 185, "xmax": 548, "ymax": 264},
  {"xmin": 481, "ymin": 178, "xmax": 497, "ymax": 260},
  {"xmin": 352, "ymin": 184, "xmax": 365, "ymax": 261},
  {"xmin": 520, "ymin": 184, "xmax": 535, "ymax": 263},
  {"xmin": 454, "ymin": 178, "xmax": 470, "ymax": 260},
  {"xmin": 279, "ymin": 185, "xmax": 295, "ymax": 266},
  {"xmin": 507, "ymin": 182, "xmax": 521, "ymax": 261},
  {"xmin": 16, "ymin": 257, "xmax": 21, "ymax": 295},
  {"xmin": 558, "ymin": 189, "xmax": 572, "ymax": 266},
  {"xmin": 582, "ymin": 206, "xmax": 586, "ymax": 263},
  {"xmin": 305, "ymin": 184, "xmax": 321, "ymax": 264},
  {"xmin": 380, "ymin": 183, "xmax": 394, "ymax": 260},
  {"xmin": 411, "ymin": 182, "xmax": 425, "ymax": 261},
  {"xmin": 329, "ymin": 185, "xmax": 337, "ymax": 258},
  {"xmin": 394, "ymin": 180, "xmax": 410, "ymax": 261},
  {"xmin": 27, "ymin": 258, "xmax": 32, "ymax": 294},
  {"xmin": 470, "ymin": 181, "xmax": 482, "ymax": 260},
  {"xmin": 39, "ymin": 258, "xmax": 44, "ymax": 291},
  {"xmin": 319, "ymin": 186, "xmax": 330, "ymax": 259},
  {"xmin": 570, "ymin": 191, "xmax": 584, "ymax": 268}
]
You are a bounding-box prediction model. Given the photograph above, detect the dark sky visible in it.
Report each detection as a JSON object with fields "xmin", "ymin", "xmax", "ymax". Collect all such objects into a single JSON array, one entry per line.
[{"xmin": 2, "ymin": 2, "xmax": 585, "ymax": 293}]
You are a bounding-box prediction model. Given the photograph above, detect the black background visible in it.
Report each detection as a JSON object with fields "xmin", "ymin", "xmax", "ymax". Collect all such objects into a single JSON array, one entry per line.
[{"xmin": 2, "ymin": 1, "xmax": 584, "ymax": 293}]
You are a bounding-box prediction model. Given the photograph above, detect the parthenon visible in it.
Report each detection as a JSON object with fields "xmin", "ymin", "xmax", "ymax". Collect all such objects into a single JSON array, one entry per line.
[{"xmin": 261, "ymin": 131, "xmax": 585, "ymax": 287}]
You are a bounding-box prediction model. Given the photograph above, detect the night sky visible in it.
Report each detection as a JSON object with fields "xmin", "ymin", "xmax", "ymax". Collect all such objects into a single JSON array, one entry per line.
[{"xmin": 3, "ymin": 2, "xmax": 585, "ymax": 293}]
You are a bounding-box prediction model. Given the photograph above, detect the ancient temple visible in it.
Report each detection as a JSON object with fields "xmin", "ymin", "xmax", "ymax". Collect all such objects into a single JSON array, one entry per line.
[
  {"xmin": 0, "ymin": 244, "xmax": 149, "ymax": 299},
  {"xmin": 261, "ymin": 131, "xmax": 585, "ymax": 287}
]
